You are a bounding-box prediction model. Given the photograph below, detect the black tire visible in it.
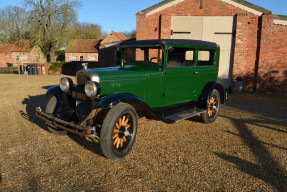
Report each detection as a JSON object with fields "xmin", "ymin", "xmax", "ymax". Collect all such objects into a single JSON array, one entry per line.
[
  {"xmin": 45, "ymin": 95, "xmax": 67, "ymax": 136},
  {"xmin": 100, "ymin": 103, "xmax": 138, "ymax": 160},
  {"xmin": 201, "ymin": 89, "xmax": 220, "ymax": 124}
]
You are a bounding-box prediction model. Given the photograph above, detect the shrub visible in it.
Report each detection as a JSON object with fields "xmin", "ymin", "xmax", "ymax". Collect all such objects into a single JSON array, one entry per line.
[
  {"xmin": 0, "ymin": 67, "xmax": 18, "ymax": 74},
  {"xmin": 49, "ymin": 62, "xmax": 64, "ymax": 73}
]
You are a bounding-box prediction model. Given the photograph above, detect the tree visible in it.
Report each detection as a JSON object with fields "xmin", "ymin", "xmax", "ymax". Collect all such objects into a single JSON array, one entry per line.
[
  {"xmin": 24, "ymin": 0, "xmax": 80, "ymax": 62},
  {"xmin": 68, "ymin": 22, "xmax": 103, "ymax": 40},
  {"xmin": 118, "ymin": 30, "xmax": 136, "ymax": 40},
  {"xmin": 127, "ymin": 30, "xmax": 136, "ymax": 39},
  {"xmin": 0, "ymin": 6, "xmax": 29, "ymax": 44}
]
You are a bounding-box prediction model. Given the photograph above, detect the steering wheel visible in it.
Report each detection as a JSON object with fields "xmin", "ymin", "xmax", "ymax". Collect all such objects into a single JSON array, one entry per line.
[{"xmin": 149, "ymin": 57, "xmax": 161, "ymax": 63}]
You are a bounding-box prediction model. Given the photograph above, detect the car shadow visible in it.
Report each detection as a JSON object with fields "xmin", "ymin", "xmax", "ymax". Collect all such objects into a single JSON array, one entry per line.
[
  {"xmin": 68, "ymin": 134, "xmax": 104, "ymax": 157},
  {"xmin": 20, "ymin": 94, "xmax": 52, "ymax": 133},
  {"xmin": 20, "ymin": 93, "xmax": 105, "ymax": 158}
]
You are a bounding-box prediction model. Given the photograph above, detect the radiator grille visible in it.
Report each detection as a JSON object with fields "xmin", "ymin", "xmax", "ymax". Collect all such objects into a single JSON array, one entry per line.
[{"xmin": 77, "ymin": 75, "xmax": 89, "ymax": 85}]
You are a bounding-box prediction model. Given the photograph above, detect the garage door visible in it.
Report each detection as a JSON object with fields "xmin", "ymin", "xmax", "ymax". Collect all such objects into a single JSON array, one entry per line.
[{"xmin": 171, "ymin": 16, "xmax": 235, "ymax": 89}]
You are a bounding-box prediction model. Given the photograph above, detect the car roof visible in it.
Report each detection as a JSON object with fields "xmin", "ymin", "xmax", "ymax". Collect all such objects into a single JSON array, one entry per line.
[{"xmin": 120, "ymin": 39, "xmax": 219, "ymax": 48}]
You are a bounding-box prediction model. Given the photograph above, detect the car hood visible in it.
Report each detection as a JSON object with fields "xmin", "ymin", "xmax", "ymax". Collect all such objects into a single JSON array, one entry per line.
[{"xmin": 91, "ymin": 64, "xmax": 161, "ymax": 82}]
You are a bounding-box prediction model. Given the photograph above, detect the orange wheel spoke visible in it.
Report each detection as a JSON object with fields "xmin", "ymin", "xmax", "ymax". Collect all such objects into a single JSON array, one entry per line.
[
  {"xmin": 118, "ymin": 118, "xmax": 122, "ymax": 126},
  {"xmin": 123, "ymin": 136, "xmax": 127, "ymax": 142},
  {"xmin": 116, "ymin": 138, "xmax": 121, "ymax": 148},
  {"xmin": 120, "ymin": 139, "xmax": 124, "ymax": 148},
  {"xmin": 124, "ymin": 118, "xmax": 129, "ymax": 126},
  {"xmin": 121, "ymin": 116, "xmax": 126, "ymax": 126},
  {"xmin": 114, "ymin": 137, "xmax": 119, "ymax": 146},
  {"xmin": 125, "ymin": 124, "xmax": 130, "ymax": 130},
  {"xmin": 116, "ymin": 122, "xmax": 120, "ymax": 129},
  {"xmin": 113, "ymin": 129, "xmax": 119, "ymax": 133},
  {"xmin": 113, "ymin": 134, "xmax": 118, "ymax": 139}
]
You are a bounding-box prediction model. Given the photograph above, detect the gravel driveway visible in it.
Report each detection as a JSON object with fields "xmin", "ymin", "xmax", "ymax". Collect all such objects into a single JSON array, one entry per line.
[{"xmin": 0, "ymin": 74, "xmax": 286, "ymax": 192}]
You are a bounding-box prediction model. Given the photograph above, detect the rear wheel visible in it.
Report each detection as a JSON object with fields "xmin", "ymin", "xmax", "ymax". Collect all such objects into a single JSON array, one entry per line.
[
  {"xmin": 100, "ymin": 103, "xmax": 137, "ymax": 160},
  {"xmin": 201, "ymin": 89, "xmax": 220, "ymax": 124},
  {"xmin": 45, "ymin": 95, "xmax": 67, "ymax": 136}
]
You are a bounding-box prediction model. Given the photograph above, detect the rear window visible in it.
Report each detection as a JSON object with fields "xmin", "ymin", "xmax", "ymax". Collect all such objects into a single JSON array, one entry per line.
[
  {"xmin": 198, "ymin": 50, "xmax": 216, "ymax": 66},
  {"xmin": 167, "ymin": 47, "xmax": 195, "ymax": 67}
]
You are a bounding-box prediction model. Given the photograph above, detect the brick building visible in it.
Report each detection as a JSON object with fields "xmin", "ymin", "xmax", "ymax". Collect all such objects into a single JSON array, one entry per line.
[
  {"xmin": 137, "ymin": 0, "xmax": 287, "ymax": 93},
  {"xmin": 0, "ymin": 40, "xmax": 46, "ymax": 68},
  {"xmin": 66, "ymin": 32, "xmax": 128, "ymax": 66},
  {"xmin": 100, "ymin": 32, "xmax": 128, "ymax": 66},
  {"xmin": 101, "ymin": 31, "xmax": 128, "ymax": 47},
  {"xmin": 65, "ymin": 39, "xmax": 101, "ymax": 62}
]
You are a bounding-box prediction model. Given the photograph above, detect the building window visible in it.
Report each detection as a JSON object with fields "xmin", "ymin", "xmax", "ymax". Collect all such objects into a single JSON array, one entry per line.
[
  {"xmin": 88, "ymin": 55, "xmax": 96, "ymax": 61},
  {"xmin": 80, "ymin": 56, "xmax": 84, "ymax": 61},
  {"xmin": 70, "ymin": 55, "xmax": 77, "ymax": 61},
  {"xmin": 16, "ymin": 56, "xmax": 19, "ymax": 61},
  {"xmin": 21, "ymin": 55, "xmax": 28, "ymax": 62}
]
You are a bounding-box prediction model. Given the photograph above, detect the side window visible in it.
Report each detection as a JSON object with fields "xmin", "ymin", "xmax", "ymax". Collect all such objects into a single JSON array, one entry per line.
[
  {"xmin": 198, "ymin": 50, "xmax": 215, "ymax": 66},
  {"xmin": 167, "ymin": 47, "xmax": 195, "ymax": 67}
]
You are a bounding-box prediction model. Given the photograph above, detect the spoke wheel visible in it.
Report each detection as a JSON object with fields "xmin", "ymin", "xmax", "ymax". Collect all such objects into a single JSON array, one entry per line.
[
  {"xmin": 207, "ymin": 96, "xmax": 217, "ymax": 118},
  {"xmin": 201, "ymin": 89, "xmax": 220, "ymax": 124},
  {"xmin": 100, "ymin": 103, "xmax": 137, "ymax": 160},
  {"xmin": 113, "ymin": 114, "xmax": 133, "ymax": 150}
]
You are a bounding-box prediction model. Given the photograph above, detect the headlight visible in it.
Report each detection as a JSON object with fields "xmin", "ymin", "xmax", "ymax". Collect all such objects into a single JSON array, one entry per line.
[
  {"xmin": 59, "ymin": 77, "xmax": 73, "ymax": 92},
  {"xmin": 85, "ymin": 81, "xmax": 101, "ymax": 98}
]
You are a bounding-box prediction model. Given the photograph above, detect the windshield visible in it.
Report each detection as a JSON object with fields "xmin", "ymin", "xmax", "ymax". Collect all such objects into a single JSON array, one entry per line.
[{"xmin": 121, "ymin": 46, "xmax": 163, "ymax": 66}]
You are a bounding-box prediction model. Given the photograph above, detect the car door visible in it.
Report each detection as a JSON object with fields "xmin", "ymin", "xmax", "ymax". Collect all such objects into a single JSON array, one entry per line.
[
  {"xmin": 162, "ymin": 45, "xmax": 199, "ymax": 107},
  {"xmin": 195, "ymin": 48, "xmax": 219, "ymax": 92}
]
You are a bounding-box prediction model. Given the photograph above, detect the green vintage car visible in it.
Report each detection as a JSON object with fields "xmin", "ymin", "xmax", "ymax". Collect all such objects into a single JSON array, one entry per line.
[{"xmin": 36, "ymin": 39, "xmax": 226, "ymax": 160}]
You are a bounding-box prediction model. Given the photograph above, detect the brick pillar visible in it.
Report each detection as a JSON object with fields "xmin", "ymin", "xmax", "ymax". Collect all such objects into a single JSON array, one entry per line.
[
  {"xmin": 136, "ymin": 13, "xmax": 147, "ymax": 40},
  {"xmin": 160, "ymin": 14, "xmax": 172, "ymax": 39}
]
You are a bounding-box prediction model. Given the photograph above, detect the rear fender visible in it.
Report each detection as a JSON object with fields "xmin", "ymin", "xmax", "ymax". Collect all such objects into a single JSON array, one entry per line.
[{"xmin": 197, "ymin": 82, "xmax": 226, "ymax": 109}]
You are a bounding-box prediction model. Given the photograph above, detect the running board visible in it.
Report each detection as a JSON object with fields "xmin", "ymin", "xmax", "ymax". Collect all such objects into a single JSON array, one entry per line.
[{"xmin": 164, "ymin": 109, "xmax": 206, "ymax": 123}]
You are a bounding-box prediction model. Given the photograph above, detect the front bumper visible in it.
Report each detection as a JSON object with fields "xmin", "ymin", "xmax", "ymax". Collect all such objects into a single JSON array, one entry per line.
[{"xmin": 36, "ymin": 107, "xmax": 96, "ymax": 137}]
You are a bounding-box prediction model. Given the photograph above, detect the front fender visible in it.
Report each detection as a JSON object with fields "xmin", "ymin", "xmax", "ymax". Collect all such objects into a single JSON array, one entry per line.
[
  {"xmin": 197, "ymin": 81, "xmax": 226, "ymax": 109},
  {"xmin": 46, "ymin": 85, "xmax": 76, "ymax": 120},
  {"xmin": 47, "ymin": 85, "xmax": 62, "ymax": 97},
  {"xmin": 97, "ymin": 93, "xmax": 146, "ymax": 109},
  {"xmin": 97, "ymin": 93, "xmax": 164, "ymax": 121}
]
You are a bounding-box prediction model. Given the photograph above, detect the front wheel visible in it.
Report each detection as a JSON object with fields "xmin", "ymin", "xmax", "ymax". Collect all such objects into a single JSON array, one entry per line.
[
  {"xmin": 100, "ymin": 103, "xmax": 138, "ymax": 160},
  {"xmin": 201, "ymin": 89, "xmax": 220, "ymax": 124}
]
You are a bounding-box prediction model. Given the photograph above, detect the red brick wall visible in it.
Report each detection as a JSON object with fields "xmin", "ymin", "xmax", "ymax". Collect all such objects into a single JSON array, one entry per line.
[
  {"xmin": 0, "ymin": 53, "xmax": 11, "ymax": 67},
  {"xmin": 137, "ymin": 0, "xmax": 287, "ymax": 93},
  {"xmin": 257, "ymin": 14, "xmax": 287, "ymax": 93},
  {"xmin": 65, "ymin": 53, "xmax": 99, "ymax": 62},
  {"xmin": 10, "ymin": 52, "xmax": 32, "ymax": 67},
  {"xmin": 101, "ymin": 34, "xmax": 120, "ymax": 44}
]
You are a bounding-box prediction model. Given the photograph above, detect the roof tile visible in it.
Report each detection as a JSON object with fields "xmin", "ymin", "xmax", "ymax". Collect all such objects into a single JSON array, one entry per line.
[{"xmin": 66, "ymin": 39, "xmax": 101, "ymax": 53}]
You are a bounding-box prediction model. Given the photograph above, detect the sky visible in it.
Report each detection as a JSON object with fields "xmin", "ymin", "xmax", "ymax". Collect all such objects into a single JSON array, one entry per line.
[{"xmin": 0, "ymin": 0, "xmax": 286, "ymax": 34}]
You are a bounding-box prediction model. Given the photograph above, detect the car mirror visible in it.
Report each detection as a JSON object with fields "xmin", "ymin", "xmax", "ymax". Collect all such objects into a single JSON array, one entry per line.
[{"xmin": 167, "ymin": 46, "xmax": 174, "ymax": 52}]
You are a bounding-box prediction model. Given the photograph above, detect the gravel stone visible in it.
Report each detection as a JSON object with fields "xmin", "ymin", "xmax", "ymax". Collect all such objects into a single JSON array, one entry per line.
[{"xmin": 0, "ymin": 74, "xmax": 286, "ymax": 192}]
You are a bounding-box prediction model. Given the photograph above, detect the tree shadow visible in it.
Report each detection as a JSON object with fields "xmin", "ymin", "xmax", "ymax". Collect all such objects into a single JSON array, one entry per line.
[
  {"xmin": 214, "ymin": 115, "xmax": 287, "ymax": 192},
  {"xmin": 20, "ymin": 94, "xmax": 105, "ymax": 158}
]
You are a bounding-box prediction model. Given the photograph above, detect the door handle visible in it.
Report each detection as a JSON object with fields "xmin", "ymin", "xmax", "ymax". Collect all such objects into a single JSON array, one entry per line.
[{"xmin": 194, "ymin": 71, "xmax": 199, "ymax": 74}]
